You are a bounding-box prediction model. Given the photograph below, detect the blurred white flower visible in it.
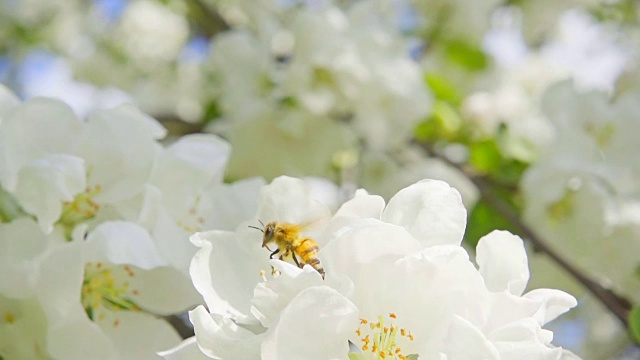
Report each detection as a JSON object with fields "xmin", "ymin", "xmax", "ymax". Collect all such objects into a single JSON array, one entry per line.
[
  {"xmin": 541, "ymin": 10, "xmax": 629, "ymax": 93},
  {"xmin": 165, "ymin": 177, "xmax": 578, "ymax": 359},
  {"xmin": 0, "ymin": 97, "xmax": 165, "ymax": 234},
  {"xmin": 467, "ymin": 7, "xmax": 630, "ymax": 162},
  {"xmin": 204, "ymin": 0, "xmax": 432, "ymax": 183},
  {"xmin": 0, "ymin": 92, "xmax": 262, "ymax": 358},
  {"xmin": 523, "ymin": 81, "xmax": 640, "ymax": 303},
  {"xmin": 116, "ymin": 0, "xmax": 189, "ymax": 65},
  {"xmin": 0, "ymin": 217, "xmax": 196, "ymax": 360}
]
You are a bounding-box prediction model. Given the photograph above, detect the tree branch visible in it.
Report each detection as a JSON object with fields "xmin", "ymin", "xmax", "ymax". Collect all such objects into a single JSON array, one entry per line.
[
  {"xmin": 418, "ymin": 142, "xmax": 633, "ymax": 327},
  {"xmin": 186, "ymin": 0, "xmax": 230, "ymax": 38}
]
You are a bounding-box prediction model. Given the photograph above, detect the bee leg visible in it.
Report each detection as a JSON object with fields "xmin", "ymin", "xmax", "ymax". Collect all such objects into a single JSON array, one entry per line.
[
  {"xmin": 291, "ymin": 253, "xmax": 301, "ymax": 268},
  {"xmin": 269, "ymin": 248, "xmax": 280, "ymax": 260}
]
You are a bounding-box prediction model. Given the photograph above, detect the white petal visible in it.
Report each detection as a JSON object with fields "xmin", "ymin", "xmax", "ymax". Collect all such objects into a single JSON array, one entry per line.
[
  {"xmin": 302, "ymin": 176, "xmax": 341, "ymax": 211},
  {"xmin": 36, "ymin": 241, "xmax": 84, "ymax": 324},
  {"xmin": 487, "ymin": 318, "xmax": 563, "ymax": 360},
  {"xmin": 381, "ymin": 179, "xmax": 467, "ymax": 247},
  {"xmin": 201, "ymin": 177, "xmax": 266, "ymax": 231},
  {"xmin": 158, "ymin": 337, "xmax": 212, "ymax": 360},
  {"xmin": 129, "ymin": 267, "xmax": 202, "ymax": 315},
  {"xmin": 0, "ymin": 218, "xmax": 50, "ymax": 298},
  {"xmin": 0, "ymin": 296, "xmax": 52, "ymax": 359},
  {"xmin": 81, "ymin": 104, "xmax": 165, "ymax": 203},
  {"xmin": 483, "ymin": 291, "xmax": 544, "ymax": 334},
  {"xmin": 256, "ymin": 176, "xmax": 332, "ymax": 226},
  {"xmin": 84, "ymin": 221, "xmax": 168, "ymax": 270},
  {"xmin": 190, "ymin": 305, "xmax": 262, "ymax": 359},
  {"xmin": 393, "ymin": 246, "xmax": 490, "ymax": 344},
  {"xmin": 0, "ymin": 98, "xmax": 83, "ymax": 192},
  {"xmin": 321, "ymin": 219, "xmax": 421, "ymax": 319},
  {"xmin": 36, "ymin": 241, "xmax": 118, "ymax": 360},
  {"xmin": 98, "ymin": 310, "xmax": 182, "ymax": 360},
  {"xmin": 261, "ymin": 286, "xmax": 358, "ymax": 360},
  {"xmin": 150, "ymin": 207, "xmax": 196, "ymax": 273},
  {"xmin": 323, "ymin": 219, "xmax": 421, "ymax": 272},
  {"xmin": 189, "ymin": 231, "xmax": 267, "ymax": 323},
  {"xmin": 0, "ymin": 83, "xmax": 19, "ymax": 115},
  {"xmin": 46, "ymin": 312, "xmax": 118, "ymax": 360},
  {"xmin": 14, "ymin": 154, "xmax": 86, "ymax": 233},
  {"xmin": 439, "ymin": 315, "xmax": 499, "ymax": 360},
  {"xmin": 151, "ymin": 134, "xmax": 231, "ymax": 218},
  {"xmin": 476, "ymin": 230, "xmax": 530, "ymax": 296},
  {"xmin": 334, "ymin": 189, "xmax": 385, "ymax": 219},
  {"xmin": 251, "ymin": 260, "xmax": 324, "ymax": 328},
  {"xmin": 523, "ymin": 289, "xmax": 578, "ymax": 325}
]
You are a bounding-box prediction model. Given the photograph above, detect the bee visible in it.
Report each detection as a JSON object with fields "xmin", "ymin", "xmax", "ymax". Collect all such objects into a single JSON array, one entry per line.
[{"xmin": 250, "ymin": 220, "xmax": 325, "ymax": 279}]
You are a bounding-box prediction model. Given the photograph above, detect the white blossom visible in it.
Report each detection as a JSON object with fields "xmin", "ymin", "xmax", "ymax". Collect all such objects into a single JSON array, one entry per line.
[
  {"xmin": 165, "ymin": 177, "xmax": 578, "ymax": 359},
  {"xmin": 522, "ymin": 81, "xmax": 640, "ymax": 303}
]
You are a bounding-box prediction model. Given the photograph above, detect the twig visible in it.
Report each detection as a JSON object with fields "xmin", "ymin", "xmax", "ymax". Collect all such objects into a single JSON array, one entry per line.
[
  {"xmin": 419, "ymin": 142, "xmax": 633, "ymax": 327},
  {"xmin": 186, "ymin": 0, "xmax": 230, "ymax": 38}
]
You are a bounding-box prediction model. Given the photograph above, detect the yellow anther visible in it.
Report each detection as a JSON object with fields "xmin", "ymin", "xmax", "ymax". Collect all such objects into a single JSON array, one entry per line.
[
  {"xmin": 5, "ymin": 312, "xmax": 15, "ymax": 324},
  {"xmin": 389, "ymin": 313, "xmax": 397, "ymax": 319}
]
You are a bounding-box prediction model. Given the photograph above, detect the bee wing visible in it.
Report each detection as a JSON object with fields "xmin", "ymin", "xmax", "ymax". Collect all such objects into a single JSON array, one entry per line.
[{"xmin": 297, "ymin": 216, "xmax": 330, "ymax": 233}]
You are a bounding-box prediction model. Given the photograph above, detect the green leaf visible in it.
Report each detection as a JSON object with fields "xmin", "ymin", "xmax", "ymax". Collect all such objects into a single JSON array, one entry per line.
[
  {"xmin": 469, "ymin": 140, "xmax": 502, "ymax": 174},
  {"xmin": 414, "ymin": 117, "xmax": 438, "ymax": 141},
  {"xmin": 629, "ymin": 306, "xmax": 640, "ymax": 344},
  {"xmin": 202, "ymin": 100, "xmax": 221, "ymax": 122},
  {"xmin": 465, "ymin": 199, "xmax": 519, "ymax": 249},
  {"xmin": 425, "ymin": 73, "xmax": 461, "ymax": 104},
  {"xmin": 433, "ymin": 101, "xmax": 462, "ymax": 134},
  {"xmin": 444, "ymin": 39, "xmax": 489, "ymax": 72}
]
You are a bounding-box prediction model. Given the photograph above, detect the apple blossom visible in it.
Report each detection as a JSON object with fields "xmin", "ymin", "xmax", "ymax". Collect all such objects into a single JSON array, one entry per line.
[
  {"xmin": 164, "ymin": 176, "xmax": 578, "ymax": 359},
  {"xmin": 522, "ymin": 81, "xmax": 640, "ymax": 303}
]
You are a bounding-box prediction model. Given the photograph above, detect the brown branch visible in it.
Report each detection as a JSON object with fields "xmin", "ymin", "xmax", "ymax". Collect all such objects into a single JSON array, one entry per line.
[
  {"xmin": 186, "ymin": 0, "xmax": 230, "ymax": 38},
  {"xmin": 418, "ymin": 141, "xmax": 633, "ymax": 327}
]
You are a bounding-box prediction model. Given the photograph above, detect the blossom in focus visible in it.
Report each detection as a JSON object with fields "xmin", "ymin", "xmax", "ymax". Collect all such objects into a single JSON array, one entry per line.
[{"xmin": 163, "ymin": 176, "xmax": 579, "ymax": 359}]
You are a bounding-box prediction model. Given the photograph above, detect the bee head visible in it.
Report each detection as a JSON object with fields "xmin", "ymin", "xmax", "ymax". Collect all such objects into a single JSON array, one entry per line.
[{"xmin": 262, "ymin": 222, "xmax": 276, "ymax": 247}]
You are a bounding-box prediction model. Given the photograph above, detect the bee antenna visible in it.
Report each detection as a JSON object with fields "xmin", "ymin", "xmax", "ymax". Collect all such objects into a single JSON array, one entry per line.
[
  {"xmin": 248, "ymin": 225, "xmax": 264, "ymax": 233},
  {"xmin": 258, "ymin": 219, "xmax": 265, "ymax": 227}
]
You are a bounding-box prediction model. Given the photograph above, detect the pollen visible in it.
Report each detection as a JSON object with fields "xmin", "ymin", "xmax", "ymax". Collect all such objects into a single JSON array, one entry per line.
[
  {"xmin": 59, "ymin": 185, "xmax": 102, "ymax": 239},
  {"xmin": 4, "ymin": 312, "xmax": 15, "ymax": 324},
  {"xmin": 353, "ymin": 313, "xmax": 415, "ymax": 359},
  {"xmin": 81, "ymin": 262, "xmax": 143, "ymax": 321}
]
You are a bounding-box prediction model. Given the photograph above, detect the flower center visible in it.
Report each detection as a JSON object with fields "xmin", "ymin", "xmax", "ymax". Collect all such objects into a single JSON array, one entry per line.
[
  {"xmin": 352, "ymin": 313, "xmax": 414, "ymax": 360},
  {"xmin": 81, "ymin": 263, "xmax": 141, "ymax": 324},
  {"xmin": 59, "ymin": 185, "xmax": 101, "ymax": 238},
  {"xmin": 176, "ymin": 195, "xmax": 205, "ymax": 233}
]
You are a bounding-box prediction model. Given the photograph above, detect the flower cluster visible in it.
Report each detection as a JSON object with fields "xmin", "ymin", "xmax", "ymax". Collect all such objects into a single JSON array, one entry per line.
[
  {"xmin": 523, "ymin": 81, "xmax": 640, "ymax": 304},
  {"xmin": 164, "ymin": 176, "xmax": 580, "ymax": 359},
  {"xmin": 0, "ymin": 85, "xmax": 263, "ymax": 359}
]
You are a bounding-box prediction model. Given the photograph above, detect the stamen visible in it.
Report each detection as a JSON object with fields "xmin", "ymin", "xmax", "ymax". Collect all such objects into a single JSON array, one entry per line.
[
  {"xmin": 353, "ymin": 313, "xmax": 414, "ymax": 359},
  {"xmin": 81, "ymin": 263, "xmax": 142, "ymax": 321}
]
